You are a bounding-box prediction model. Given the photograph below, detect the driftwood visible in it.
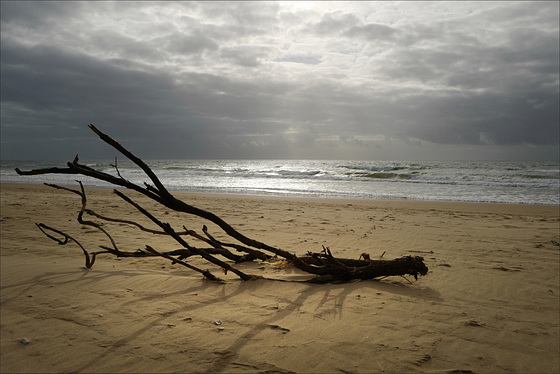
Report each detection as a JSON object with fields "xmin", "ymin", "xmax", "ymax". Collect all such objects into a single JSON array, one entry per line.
[{"xmin": 16, "ymin": 124, "xmax": 429, "ymax": 283}]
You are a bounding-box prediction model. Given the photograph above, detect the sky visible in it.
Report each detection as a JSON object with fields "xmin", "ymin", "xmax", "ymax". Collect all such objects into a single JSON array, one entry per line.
[{"xmin": 1, "ymin": 1, "xmax": 559, "ymax": 161}]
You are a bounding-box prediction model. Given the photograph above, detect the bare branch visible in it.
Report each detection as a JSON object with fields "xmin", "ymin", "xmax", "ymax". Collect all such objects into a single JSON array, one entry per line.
[
  {"xmin": 35, "ymin": 223, "xmax": 99, "ymax": 269},
  {"xmin": 144, "ymin": 245, "xmax": 224, "ymax": 282},
  {"xmin": 88, "ymin": 124, "xmax": 172, "ymax": 199},
  {"xmin": 16, "ymin": 124, "xmax": 430, "ymax": 283},
  {"xmin": 45, "ymin": 182, "xmax": 120, "ymax": 254},
  {"xmin": 113, "ymin": 189, "xmax": 253, "ymax": 281}
]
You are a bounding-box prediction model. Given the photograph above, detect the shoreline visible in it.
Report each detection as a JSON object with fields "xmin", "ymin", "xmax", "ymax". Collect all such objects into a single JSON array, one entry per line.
[
  {"xmin": 1, "ymin": 182, "xmax": 559, "ymax": 373},
  {"xmin": 2, "ymin": 181, "xmax": 559, "ymax": 209}
]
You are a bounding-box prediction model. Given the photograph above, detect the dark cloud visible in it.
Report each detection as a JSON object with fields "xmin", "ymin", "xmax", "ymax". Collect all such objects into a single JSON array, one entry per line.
[
  {"xmin": 343, "ymin": 22, "xmax": 398, "ymax": 41},
  {"xmin": 162, "ymin": 31, "xmax": 219, "ymax": 56},
  {"xmin": 275, "ymin": 54, "xmax": 322, "ymax": 65},
  {"xmin": 1, "ymin": 1, "xmax": 558, "ymax": 161},
  {"xmin": 310, "ymin": 11, "xmax": 361, "ymax": 35},
  {"xmin": 219, "ymin": 46, "xmax": 270, "ymax": 67}
]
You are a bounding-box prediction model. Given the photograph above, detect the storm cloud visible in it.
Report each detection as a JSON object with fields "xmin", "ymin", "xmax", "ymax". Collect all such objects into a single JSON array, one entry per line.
[{"xmin": 1, "ymin": 1, "xmax": 558, "ymax": 160}]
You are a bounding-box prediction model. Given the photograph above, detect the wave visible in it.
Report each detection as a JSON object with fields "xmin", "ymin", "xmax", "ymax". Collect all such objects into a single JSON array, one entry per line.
[{"xmin": 3, "ymin": 159, "xmax": 558, "ymax": 205}]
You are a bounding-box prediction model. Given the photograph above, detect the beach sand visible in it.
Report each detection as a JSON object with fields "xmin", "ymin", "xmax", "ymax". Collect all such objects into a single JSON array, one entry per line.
[{"xmin": 1, "ymin": 182, "xmax": 559, "ymax": 373}]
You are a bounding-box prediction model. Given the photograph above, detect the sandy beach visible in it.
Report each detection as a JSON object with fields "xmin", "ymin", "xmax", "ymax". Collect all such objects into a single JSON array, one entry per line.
[{"xmin": 1, "ymin": 182, "xmax": 558, "ymax": 373}]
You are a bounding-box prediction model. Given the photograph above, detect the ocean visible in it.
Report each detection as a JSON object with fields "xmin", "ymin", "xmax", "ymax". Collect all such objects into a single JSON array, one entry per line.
[{"xmin": 1, "ymin": 159, "xmax": 558, "ymax": 205}]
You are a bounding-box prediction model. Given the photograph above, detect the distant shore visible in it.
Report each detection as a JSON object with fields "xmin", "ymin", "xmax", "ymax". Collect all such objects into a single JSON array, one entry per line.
[{"xmin": 1, "ymin": 182, "xmax": 559, "ymax": 373}]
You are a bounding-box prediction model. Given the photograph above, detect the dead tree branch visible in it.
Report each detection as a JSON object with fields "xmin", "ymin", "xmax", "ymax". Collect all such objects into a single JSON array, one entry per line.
[
  {"xmin": 35, "ymin": 223, "xmax": 107, "ymax": 269},
  {"xmin": 16, "ymin": 124, "xmax": 429, "ymax": 283}
]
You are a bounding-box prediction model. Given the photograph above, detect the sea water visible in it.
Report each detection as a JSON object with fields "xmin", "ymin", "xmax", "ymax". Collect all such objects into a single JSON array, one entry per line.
[{"xmin": 1, "ymin": 159, "xmax": 558, "ymax": 205}]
